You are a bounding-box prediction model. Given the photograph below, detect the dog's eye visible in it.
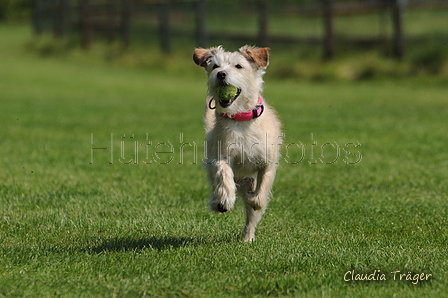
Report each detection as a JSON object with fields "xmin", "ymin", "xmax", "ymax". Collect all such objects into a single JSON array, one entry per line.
[
  {"xmin": 235, "ymin": 64, "xmax": 243, "ymax": 69},
  {"xmin": 212, "ymin": 64, "xmax": 219, "ymax": 70}
]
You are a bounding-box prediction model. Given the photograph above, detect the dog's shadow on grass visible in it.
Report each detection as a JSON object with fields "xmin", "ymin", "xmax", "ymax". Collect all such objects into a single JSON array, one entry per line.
[
  {"xmin": 89, "ymin": 234, "xmax": 235, "ymax": 253},
  {"xmin": 90, "ymin": 236, "xmax": 195, "ymax": 253}
]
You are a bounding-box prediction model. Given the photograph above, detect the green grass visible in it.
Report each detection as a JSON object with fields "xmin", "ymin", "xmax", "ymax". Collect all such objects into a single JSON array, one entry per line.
[{"xmin": 1, "ymin": 24, "xmax": 447, "ymax": 297}]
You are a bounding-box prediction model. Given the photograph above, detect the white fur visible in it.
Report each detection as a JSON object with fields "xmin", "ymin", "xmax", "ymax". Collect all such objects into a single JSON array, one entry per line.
[{"xmin": 194, "ymin": 46, "xmax": 282, "ymax": 242}]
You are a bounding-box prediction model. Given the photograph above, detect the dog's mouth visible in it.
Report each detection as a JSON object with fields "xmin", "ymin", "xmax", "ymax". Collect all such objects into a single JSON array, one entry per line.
[{"xmin": 218, "ymin": 88, "xmax": 242, "ymax": 108}]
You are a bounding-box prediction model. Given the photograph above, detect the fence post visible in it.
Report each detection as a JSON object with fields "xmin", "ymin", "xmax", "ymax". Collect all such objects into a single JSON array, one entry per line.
[
  {"xmin": 321, "ymin": 0, "xmax": 334, "ymax": 61},
  {"xmin": 121, "ymin": 0, "xmax": 131, "ymax": 47},
  {"xmin": 159, "ymin": 0, "xmax": 171, "ymax": 53},
  {"xmin": 195, "ymin": 0, "xmax": 207, "ymax": 48},
  {"xmin": 258, "ymin": 0, "xmax": 268, "ymax": 47},
  {"xmin": 391, "ymin": 0, "xmax": 405, "ymax": 60},
  {"xmin": 378, "ymin": 0, "xmax": 388, "ymax": 56},
  {"xmin": 54, "ymin": 0, "xmax": 67, "ymax": 38},
  {"xmin": 80, "ymin": 0, "xmax": 92, "ymax": 49},
  {"xmin": 105, "ymin": 0, "xmax": 115, "ymax": 42},
  {"xmin": 32, "ymin": 0, "xmax": 43, "ymax": 36}
]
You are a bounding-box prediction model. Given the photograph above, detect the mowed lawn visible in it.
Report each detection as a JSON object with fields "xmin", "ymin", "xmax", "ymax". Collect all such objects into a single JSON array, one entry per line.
[{"xmin": 1, "ymin": 25, "xmax": 447, "ymax": 297}]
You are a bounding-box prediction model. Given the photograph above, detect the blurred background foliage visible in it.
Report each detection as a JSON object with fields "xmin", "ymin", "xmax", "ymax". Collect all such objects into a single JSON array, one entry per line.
[
  {"xmin": 1, "ymin": 0, "xmax": 447, "ymax": 81},
  {"xmin": 0, "ymin": 0, "xmax": 29, "ymax": 20}
]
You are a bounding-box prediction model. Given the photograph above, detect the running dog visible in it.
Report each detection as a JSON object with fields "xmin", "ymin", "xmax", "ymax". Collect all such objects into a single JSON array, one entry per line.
[{"xmin": 193, "ymin": 46, "xmax": 282, "ymax": 242}]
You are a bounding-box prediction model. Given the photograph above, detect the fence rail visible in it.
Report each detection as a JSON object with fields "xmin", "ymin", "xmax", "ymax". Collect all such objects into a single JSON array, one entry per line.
[{"xmin": 31, "ymin": 0, "xmax": 448, "ymax": 60}]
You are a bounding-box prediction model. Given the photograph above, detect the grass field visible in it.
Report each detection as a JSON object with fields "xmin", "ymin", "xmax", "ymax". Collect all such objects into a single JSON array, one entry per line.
[{"xmin": 1, "ymin": 25, "xmax": 447, "ymax": 297}]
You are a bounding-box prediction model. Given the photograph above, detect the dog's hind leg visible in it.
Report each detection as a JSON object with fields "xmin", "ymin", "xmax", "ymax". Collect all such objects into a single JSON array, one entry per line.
[
  {"xmin": 245, "ymin": 166, "xmax": 276, "ymax": 211},
  {"xmin": 242, "ymin": 205, "xmax": 265, "ymax": 242},
  {"xmin": 241, "ymin": 166, "xmax": 276, "ymax": 241},
  {"xmin": 208, "ymin": 160, "xmax": 236, "ymax": 212}
]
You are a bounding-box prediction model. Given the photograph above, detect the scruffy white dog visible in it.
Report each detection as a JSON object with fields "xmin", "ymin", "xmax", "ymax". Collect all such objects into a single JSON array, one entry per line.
[{"xmin": 193, "ymin": 46, "xmax": 282, "ymax": 242}]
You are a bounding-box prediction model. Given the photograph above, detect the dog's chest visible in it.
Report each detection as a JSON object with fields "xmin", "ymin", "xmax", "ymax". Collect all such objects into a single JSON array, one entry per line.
[{"xmin": 216, "ymin": 121, "xmax": 269, "ymax": 167}]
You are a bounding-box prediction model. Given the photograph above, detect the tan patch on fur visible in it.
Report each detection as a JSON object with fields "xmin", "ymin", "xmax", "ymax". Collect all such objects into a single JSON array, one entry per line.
[{"xmin": 239, "ymin": 46, "xmax": 270, "ymax": 68}]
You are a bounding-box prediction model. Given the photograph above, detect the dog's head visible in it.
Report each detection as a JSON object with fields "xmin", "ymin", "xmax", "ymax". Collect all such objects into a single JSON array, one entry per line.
[{"xmin": 194, "ymin": 46, "xmax": 269, "ymax": 115}]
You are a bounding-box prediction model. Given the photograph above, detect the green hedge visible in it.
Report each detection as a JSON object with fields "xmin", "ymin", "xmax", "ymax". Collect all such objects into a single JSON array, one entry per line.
[{"xmin": 0, "ymin": 0, "xmax": 30, "ymax": 20}]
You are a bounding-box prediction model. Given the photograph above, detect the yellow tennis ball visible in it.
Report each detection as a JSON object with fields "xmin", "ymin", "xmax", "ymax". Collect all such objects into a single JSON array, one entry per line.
[{"xmin": 216, "ymin": 85, "xmax": 239, "ymax": 101}]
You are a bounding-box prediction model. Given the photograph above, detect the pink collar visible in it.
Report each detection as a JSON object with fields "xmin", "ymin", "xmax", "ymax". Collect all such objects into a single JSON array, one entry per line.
[{"xmin": 221, "ymin": 95, "xmax": 264, "ymax": 121}]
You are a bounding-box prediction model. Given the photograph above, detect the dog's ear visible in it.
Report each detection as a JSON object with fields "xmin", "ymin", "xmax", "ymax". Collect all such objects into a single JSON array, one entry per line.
[
  {"xmin": 239, "ymin": 46, "xmax": 270, "ymax": 68},
  {"xmin": 193, "ymin": 47, "xmax": 223, "ymax": 68},
  {"xmin": 193, "ymin": 48, "xmax": 210, "ymax": 68}
]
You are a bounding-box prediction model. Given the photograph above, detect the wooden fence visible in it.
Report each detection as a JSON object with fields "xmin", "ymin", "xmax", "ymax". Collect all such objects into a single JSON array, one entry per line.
[{"xmin": 31, "ymin": 0, "xmax": 448, "ymax": 60}]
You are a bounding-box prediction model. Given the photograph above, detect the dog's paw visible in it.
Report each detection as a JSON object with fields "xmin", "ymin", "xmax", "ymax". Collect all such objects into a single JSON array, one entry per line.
[
  {"xmin": 210, "ymin": 199, "xmax": 233, "ymax": 213},
  {"xmin": 217, "ymin": 203, "xmax": 228, "ymax": 213},
  {"xmin": 243, "ymin": 235, "xmax": 255, "ymax": 242},
  {"xmin": 242, "ymin": 227, "xmax": 256, "ymax": 242}
]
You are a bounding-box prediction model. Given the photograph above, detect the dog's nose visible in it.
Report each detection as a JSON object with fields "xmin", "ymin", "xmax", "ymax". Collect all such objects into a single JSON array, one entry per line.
[{"xmin": 217, "ymin": 71, "xmax": 227, "ymax": 81}]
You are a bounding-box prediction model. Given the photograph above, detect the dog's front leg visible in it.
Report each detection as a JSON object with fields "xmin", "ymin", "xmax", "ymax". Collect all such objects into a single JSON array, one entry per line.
[{"xmin": 208, "ymin": 160, "xmax": 236, "ymax": 212}]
